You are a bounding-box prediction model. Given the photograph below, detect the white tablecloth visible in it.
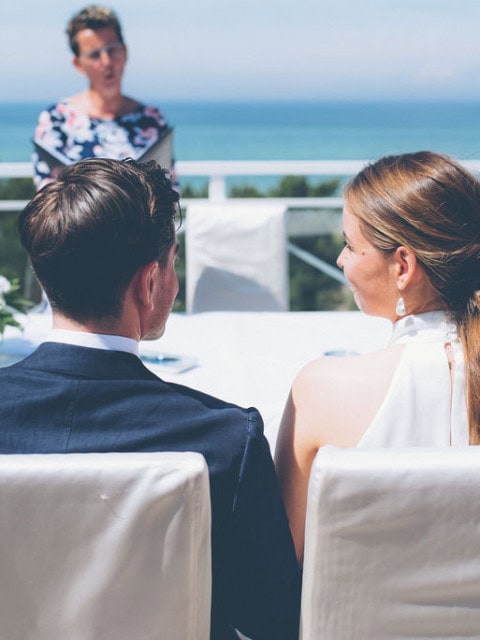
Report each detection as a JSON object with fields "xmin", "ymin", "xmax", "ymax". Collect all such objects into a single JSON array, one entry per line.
[{"xmin": 1, "ymin": 310, "xmax": 391, "ymax": 450}]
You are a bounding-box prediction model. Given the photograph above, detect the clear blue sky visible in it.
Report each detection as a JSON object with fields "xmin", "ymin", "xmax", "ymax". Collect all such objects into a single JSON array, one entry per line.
[{"xmin": 3, "ymin": 0, "xmax": 480, "ymax": 102}]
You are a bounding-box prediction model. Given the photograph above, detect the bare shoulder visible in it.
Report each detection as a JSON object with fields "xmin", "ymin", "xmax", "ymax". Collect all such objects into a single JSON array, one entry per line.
[
  {"xmin": 65, "ymin": 93, "xmax": 90, "ymax": 114},
  {"xmin": 291, "ymin": 345, "xmax": 404, "ymax": 447},
  {"xmin": 65, "ymin": 93, "xmax": 82, "ymax": 106},
  {"xmin": 293, "ymin": 346, "xmax": 403, "ymax": 395}
]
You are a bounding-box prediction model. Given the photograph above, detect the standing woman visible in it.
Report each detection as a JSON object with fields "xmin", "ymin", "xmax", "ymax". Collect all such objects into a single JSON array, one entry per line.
[
  {"xmin": 275, "ymin": 151, "xmax": 480, "ymax": 565},
  {"xmin": 33, "ymin": 5, "xmax": 171, "ymax": 190}
]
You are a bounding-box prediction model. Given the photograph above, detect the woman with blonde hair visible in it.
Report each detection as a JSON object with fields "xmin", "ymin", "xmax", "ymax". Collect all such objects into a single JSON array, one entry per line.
[{"xmin": 275, "ymin": 150, "xmax": 480, "ymax": 565}]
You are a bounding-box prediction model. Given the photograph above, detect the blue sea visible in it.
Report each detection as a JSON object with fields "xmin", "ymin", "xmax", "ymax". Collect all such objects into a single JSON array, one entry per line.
[{"xmin": 2, "ymin": 100, "xmax": 480, "ymax": 187}]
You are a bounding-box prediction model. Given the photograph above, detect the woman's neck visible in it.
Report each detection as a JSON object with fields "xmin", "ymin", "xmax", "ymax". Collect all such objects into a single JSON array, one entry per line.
[
  {"xmin": 390, "ymin": 283, "xmax": 446, "ymax": 324},
  {"xmin": 71, "ymin": 90, "xmax": 135, "ymax": 119}
]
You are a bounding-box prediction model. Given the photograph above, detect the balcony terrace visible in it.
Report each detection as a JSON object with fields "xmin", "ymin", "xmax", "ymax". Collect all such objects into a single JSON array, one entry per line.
[{"xmin": 3, "ymin": 157, "xmax": 480, "ymax": 303}]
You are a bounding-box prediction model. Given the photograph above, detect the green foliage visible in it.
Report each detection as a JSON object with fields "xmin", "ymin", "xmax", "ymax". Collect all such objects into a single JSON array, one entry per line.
[
  {"xmin": 180, "ymin": 182, "xmax": 208, "ymax": 198},
  {"xmin": 0, "ymin": 211, "xmax": 27, "ymax": 282},
  {"xmin": 229, "ymin": 184, "xmax": 264, "ymax": 198},
  {"xmin": 182, "ymin": 175, "xmax": 341, "ymax": 200},
  {"xmin": 0, "ymin": 177, "xmax": 35, "ymax": 200},
  {"xmin": 0, "ymin": 176, "xmax": 353, "ymax": 312},
  {"xmin": 229, "ymin": 175, "xmax": 340, "ymax": 199},
  {"xmin": 0, "ymin": 277, "xmax": 34, "ymax": 336},
  {"xmin": 0, "ymin": 178, "xmax": 36, "ymax": 294},
  {"xmin": 270, "ymin": 176, "xmax": 310, "ymax": 197},
  {"xmin": 289, "ymin": 234, "xmax": 355, "ymax": 311},
  {"xmin": 172, "ymin": 232, "xmax": 186, "ymax": 312},
  {"xmin": 308, "ymin": 178, "xmax": 342, "ymax": 197}
]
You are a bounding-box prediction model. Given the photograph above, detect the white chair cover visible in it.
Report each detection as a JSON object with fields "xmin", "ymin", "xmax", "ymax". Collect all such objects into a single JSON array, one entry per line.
[
  {"xmin": 300, "ymin": 446, "xmax": 480, "ymax": 639},
  {"xmin": 0, "ymin": 451, "xmax": 211, "ymax": 640},
  {"xmin": 186, "ymin": 202, "xmax": 288, "ymax": 312}
]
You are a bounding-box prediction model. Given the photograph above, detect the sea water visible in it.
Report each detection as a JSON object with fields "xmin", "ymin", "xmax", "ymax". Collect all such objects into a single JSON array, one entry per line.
[
  {"xmin": 2, "ymin": 100, "xmax": 480, "ymax": 187},
  {"xmin": 2, "ymin": 100, "xmax": 480, "ymax": 308}
]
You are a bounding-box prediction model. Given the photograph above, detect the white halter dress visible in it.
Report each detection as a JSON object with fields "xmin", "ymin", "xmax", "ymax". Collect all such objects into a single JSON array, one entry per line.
[{"xmin": 357, "ymin": 310, "xmax": 469, "ymax": 448}]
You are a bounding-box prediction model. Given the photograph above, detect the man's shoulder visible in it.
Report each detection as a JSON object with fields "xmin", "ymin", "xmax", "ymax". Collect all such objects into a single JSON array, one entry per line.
[
  {"xmin": 165, "ymin": 378, "xmax": 264, "ymax": 436},
  {"xmin": 4, "ymin": 341, "xmax": 265, "ymax": 440}
]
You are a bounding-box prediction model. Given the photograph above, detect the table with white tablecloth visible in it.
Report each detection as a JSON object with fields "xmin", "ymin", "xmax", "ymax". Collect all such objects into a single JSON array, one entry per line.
[{"xmin": 1, "ymin": 310, "xmax": 391, "ymax": 450}]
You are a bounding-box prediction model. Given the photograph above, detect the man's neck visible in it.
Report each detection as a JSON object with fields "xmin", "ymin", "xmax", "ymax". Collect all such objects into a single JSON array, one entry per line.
[
  {"xmin": 48, "ymin": 328, "xmax": 139, "ymax": 356},
  {"xmin": 52, "ymin": 312, "xmax": 135, "ymax": 340}
]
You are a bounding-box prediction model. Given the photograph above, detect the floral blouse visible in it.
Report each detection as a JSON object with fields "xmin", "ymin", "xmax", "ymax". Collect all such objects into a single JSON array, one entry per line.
[{"xmin": 33, "ymin": 100, "xmax": 171, "ymax": 190}]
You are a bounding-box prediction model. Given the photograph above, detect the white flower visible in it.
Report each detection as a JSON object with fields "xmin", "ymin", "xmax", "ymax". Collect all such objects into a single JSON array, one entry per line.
[
  {"xmin": 0, "ymin": 275, "xmax": 32, "ymax": 338},
  {"xmin": 0, "ymin": 276, "xmax": 11, "ymax": 295}
]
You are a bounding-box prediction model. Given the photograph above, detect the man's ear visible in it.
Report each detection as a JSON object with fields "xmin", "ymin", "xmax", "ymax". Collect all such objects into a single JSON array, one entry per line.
[
  {"xmin": 393, "ymin": 246, "xmax": 419, "ymax": 291},
  {"xmin": 136, "ymin": 261, "xmax": 157, "ymax": 311}
]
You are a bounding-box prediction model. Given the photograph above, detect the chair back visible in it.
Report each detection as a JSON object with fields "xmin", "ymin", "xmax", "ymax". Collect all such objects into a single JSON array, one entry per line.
[
  {"xmin": 186, "ymin": 202, "xmax": 288, "ymax": 312},
  {"xmin": 300, "ymin": 446, "xmax": 480, "ymax": 639},
  {"xmin": 0, "ymin": 451, "xmax": 211, "ymax": 640}
]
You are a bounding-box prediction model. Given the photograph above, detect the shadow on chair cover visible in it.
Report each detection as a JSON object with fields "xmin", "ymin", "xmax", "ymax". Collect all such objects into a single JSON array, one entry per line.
[
  {"xmin": 186, "ymin": 203, "xmax": 288, "ymax": 312},
  {"xmin": 300, "ymin": 446, "xmax": 480, "ymax": 640},
  {"xmin": 0, "ymin": 451, "xmax": 211, "ymax": 640},
  {"xmin": 191, "ymin": 266, "xmax": 284, "ymax": 312}
]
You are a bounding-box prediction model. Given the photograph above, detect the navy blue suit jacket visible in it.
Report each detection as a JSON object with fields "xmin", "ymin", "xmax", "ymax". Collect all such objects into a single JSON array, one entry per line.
[{"xmin": 0, "ymin": 342, "xmax": 301, "ymax": 640}]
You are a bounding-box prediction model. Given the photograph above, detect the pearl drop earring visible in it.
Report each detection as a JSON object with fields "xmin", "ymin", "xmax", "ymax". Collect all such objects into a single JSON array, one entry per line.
[{"xmin": 395, "ymin": 296, "xmax": 406, "ymax": 316}]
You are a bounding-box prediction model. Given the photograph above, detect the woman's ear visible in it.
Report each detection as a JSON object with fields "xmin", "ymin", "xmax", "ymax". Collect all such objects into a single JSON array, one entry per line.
[
  {"xmin": 73, "ymin": 56, "xmax": 86, "ymax": 76},
  {"xmin": 393, "ymin": 245, "xmax": 419, "ymax": 291}
]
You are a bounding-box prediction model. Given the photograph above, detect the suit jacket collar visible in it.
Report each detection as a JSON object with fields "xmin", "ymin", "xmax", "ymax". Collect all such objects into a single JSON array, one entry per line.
[
  {"xmin": 19, "ymin": 342, "xmax": 158, "ymax": 381},
  {"xmin": 47, "ymin": 329, "xmax": 139, "ymax": 356}
]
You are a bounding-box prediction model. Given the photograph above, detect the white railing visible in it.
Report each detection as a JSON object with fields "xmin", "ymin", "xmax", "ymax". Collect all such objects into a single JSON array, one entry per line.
[
  {"xmin": 0, "ymin": 160, "xmax": 357, "ymax": 285},
  {"xmin": 0, "ymin": 159, "xmax": 367, "ymax": 211},
  {"xmin": 5, "ymin": 157, "xmax": 480, "ymax": 211},
  {"xmin": 175, "ymin": 159, "xmax": 366, "ymax": 204},
  {"xmin": 4, "ymin": 158, "xmax": 480, "ymax": 287}
]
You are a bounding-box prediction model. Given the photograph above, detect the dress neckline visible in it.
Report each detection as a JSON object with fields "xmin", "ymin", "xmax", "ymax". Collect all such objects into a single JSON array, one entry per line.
[
  {"xmin": 363, "ymin": 309, "xmax": 468, "ymax": 447},
  {"xmin": 389, "ymin": 310, "xmax": 458, "ymax": 346},
  {"xmin": 60, "ymin": 99, "xmax": 143, "ymax": 122}
]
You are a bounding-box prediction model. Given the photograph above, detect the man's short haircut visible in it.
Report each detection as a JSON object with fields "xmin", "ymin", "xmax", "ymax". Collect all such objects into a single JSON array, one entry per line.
[
  {"xmin": 19, "ymin": 158, "xmax": 180, "ymax": 322},
  {"xmin": 66, "ymin": 5, "xmax": 124, "ymax": 55}
]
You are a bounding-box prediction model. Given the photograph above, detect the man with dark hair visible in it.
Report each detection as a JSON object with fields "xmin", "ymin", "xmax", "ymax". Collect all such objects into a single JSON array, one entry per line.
[{"xmin": 3, "ymin": 158, "xmax": 301, "ymax": 640}]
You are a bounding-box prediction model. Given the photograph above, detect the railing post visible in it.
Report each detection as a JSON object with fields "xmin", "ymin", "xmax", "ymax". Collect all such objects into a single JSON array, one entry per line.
[{"xmin": 208, "ymin": 175, "xmax": 226, "ymax": 202}]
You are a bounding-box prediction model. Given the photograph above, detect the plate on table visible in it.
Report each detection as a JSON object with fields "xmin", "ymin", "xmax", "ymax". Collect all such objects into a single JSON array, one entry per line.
[{"xmin": 140, "ymin": 352, "xmax": 198, "ymax": 374}]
